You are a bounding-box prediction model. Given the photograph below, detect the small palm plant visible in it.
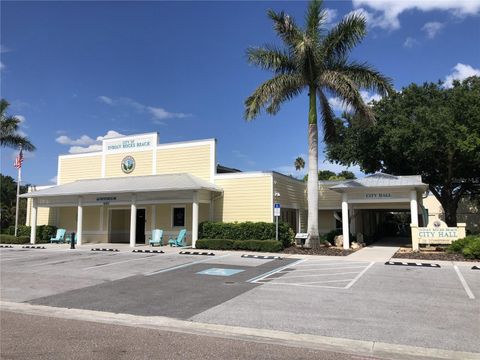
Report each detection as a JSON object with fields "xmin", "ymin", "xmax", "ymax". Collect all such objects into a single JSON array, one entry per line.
[
  {"xmin": 244, "ymin": 0, "xmax": 393, "ymax": 249},
  {"xmin": 0, "ymin": 99, "xmax": 35, "ymax": 151}
]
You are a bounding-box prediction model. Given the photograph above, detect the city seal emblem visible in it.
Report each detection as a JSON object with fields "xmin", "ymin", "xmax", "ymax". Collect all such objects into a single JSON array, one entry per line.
[{"xmin": 121, "ymin": 156, "xmax": 135, "ymax": 174}]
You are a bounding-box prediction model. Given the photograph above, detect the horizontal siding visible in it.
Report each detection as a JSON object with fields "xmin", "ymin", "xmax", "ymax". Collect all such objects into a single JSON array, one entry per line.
[
  {"xmin": 318, "ymin": 184, "xmax": 342, "ymax": 208},
  {"xmin": 105, "ymin": 151, "xmax": 152, "ymax": 178},
  {"xmin": 156, "ymin": 144, "xmax": 211, "ymax": 181},
  {"xmin": 273, "ymin": 173, "xmax": 306, "ymax": 209},
  {"xmin": 59, "ymin": 155, "xmax": 102, "ymax": 184},
  {"xmin": 214, "ymin": 176, "xmax": 272, "ymax": 223}
]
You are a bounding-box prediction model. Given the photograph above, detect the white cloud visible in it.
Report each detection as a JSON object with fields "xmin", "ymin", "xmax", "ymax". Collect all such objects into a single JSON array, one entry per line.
[
  {"xmin": 328, "ymin": 91, "xmax": 381, "ymax": 112},
  {"xmin": 50, "ymin": 176, "xmax": 58, "ymax": 184},
  {"xmin": 55, "ymin": 134, "xmax": 96, "ymax": 146},
  {"xmin": 444, "ymin": 63, "xmax": 480, "ymax": 88},
  {"xmin": 0, "ymin": 61, "xmax": 4, "ymax": 72},
  {"xmin": 56, "ymin": 130, "xmax": 125, "ymax": 154},
  {"xmin": 324, "ymin": 8, "xmax": 338, "ymax": 23},
  {"xmin": 422, "ymin": 22, "xmax": 445, "ymax": 39},
  {"xmin": 98, "ymin": 96, "xmax": 192, "ymax": 121},
  {"xmin": 403, "ymin": 37, "xmax": 420, "ymax": 48},
  {"xmin": 352, "ymin": 0, "xmax": 480, "ymax": 30}
]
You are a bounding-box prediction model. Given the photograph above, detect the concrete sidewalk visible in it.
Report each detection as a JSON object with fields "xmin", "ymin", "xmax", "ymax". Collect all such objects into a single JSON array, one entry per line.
[{"xmin": 346, "ymin": 245, "xmax": 399, "ymax": 262}]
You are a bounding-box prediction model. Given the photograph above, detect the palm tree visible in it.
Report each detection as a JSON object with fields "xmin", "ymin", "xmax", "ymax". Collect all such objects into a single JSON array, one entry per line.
[
  {"xmin": 0, "ymin": 99, "xmax": 35, "ymax": 151},
  {"xmin": 245, "ymin": 0, "xmax": 393, "ymax": 249},
  {"xmin": 294, "ymin": 156, "xmax": 305, "ymax": 171}
]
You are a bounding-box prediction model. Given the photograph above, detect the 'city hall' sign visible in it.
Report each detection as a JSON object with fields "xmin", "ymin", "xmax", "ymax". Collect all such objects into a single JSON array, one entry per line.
[{"xmin": 411, "ymin": 219, "xmax": 466, "ymax": 250}]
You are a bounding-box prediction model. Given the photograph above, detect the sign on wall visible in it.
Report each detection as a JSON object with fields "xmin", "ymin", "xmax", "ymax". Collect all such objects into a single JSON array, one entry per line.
[
  {"xmin": 417, "ymin": 219, "xmax": 460, "ymax": 244},
  {"xmin": 103, "ymin": 134, "xmax": 157, "ymax": 154}
]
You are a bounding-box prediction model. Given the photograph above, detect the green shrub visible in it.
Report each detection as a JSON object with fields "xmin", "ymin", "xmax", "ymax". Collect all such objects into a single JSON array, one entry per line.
[
  {"xmin": 7, "ymin": 224, "xmax": 56, "ymax": 242},
  {"xmin": 196, "ymin": 239, "xmax": 283, "ymax": 252},
  {"xmin": 0, "ymin": 234, "xmax": 31, "ymax": 244},
  {"xmin": 447, "ymin": 236, "xmax": 480, "ymax": 259},
  {"xmin": 198, "ymin": 221, "xmax": 294, "ymax": 248}
]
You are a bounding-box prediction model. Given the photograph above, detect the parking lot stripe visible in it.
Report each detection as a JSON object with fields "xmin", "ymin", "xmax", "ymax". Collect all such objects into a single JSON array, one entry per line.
[
  {"xmin": 344, "ymin": 261, "xmax": 375, "ymax": 289},
  {"xmin": 247, "ymin": 259, "xmax": 306, "ymax": 283},
  {"xmin": 278, "ymin": 265, "xmax": 367, "ymax": 273},
  {"xmin": 83, "ymin": 255, "xmax": 156, "ymax": 270},
  {"xmin": 145, "ymin": 254, "xmax": 231, "ymax": 276},
  {"xmin": 1, "ymin": 253, "xmax": 52, "ymax": 262},
  {"xmin": 295, "ymin": 261, "xmax": 369, "ymax": 267},
  {"xmin": 277, "ymin": 271, "xmax": 361, "ymax": 280},
  {"xmin": 454, "ymin": 265, "xmax": 475, "ymax": 299}
]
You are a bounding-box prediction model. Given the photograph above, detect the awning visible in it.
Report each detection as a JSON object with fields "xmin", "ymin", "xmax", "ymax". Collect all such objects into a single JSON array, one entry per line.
[
  {"xmin": 329, "ymin": 173, "xmax": 428, "ymax": 192},
  {"xmin": 21, "ymin": 173, "xmax": 222, "ymax": 198}
]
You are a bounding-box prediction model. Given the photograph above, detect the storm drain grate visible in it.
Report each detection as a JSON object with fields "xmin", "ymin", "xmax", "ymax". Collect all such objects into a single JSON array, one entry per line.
[
  {"xmin": 241, "ymin": 255, "xmax": 282, "ymax": 260},
  {"xmin": 385, "ymin": 261, "xmax": 440, "ymax": 268}
]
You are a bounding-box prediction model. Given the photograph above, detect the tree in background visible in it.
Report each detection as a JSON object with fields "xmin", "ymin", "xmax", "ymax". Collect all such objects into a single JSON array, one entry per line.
[
  {"xmin": 0, "ymin": 99, "xmax": 35, "ymax": 151},
  {"xmin": 326, "ymin": 76, "xmax": 480, "ymax": 226},
  {"xmin": 244, "ymin": 0, "xmax": 393, "ymax": 248},
  {"xmin": 303, "ymin": 169, "xmax": 357, "ymax": 181},
  {"xmin": 294, "ymin": 157, "xmax": 305, "ymax": 171},
  {"xmin": 1, "ymin": 174, "xmax": 28, "ymax": 230}
]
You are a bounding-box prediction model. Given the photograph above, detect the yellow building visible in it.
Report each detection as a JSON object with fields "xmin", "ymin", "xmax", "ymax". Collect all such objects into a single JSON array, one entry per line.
[{"xmin": 23, "ymin": 132, "xmax": 433, "ymax": 249}]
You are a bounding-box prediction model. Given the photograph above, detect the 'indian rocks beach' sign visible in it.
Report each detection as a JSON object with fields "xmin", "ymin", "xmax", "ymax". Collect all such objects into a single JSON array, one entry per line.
[{"xmin": 416, "ymin": 219, "xmax": 466, "ymax": 245}]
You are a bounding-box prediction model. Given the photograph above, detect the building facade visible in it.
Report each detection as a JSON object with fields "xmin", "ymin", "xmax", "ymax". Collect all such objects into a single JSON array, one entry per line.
[{"xmin": 23, "ymin": 132, "xmax": 432, "ymax": 249}]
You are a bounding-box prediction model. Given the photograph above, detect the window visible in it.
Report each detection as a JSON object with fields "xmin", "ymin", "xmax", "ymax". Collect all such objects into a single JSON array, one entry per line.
[{"xmin": 172, "ymin": 207, "xmax": 185, "ymax": 227}]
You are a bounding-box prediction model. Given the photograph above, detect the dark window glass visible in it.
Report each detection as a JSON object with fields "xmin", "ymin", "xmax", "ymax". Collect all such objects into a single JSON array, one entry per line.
[{"xmin": 173, "ymin": 207, "xmax": 185, "ymax": 227}]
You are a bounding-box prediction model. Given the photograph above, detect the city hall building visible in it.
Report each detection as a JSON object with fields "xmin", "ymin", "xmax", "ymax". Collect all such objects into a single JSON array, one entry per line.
[{"xmin": 23, "ymin": 132, "xmax": 432, "ymax": 249}]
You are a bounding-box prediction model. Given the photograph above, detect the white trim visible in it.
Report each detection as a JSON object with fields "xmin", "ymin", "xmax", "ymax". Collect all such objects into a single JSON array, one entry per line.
[
  {"xmin": 171, "ymin": 205, "xmax": 187, "ymax": 228},
  {"xmin": 58, "ymin": 152, "xmax": 102, "ymax": 159},
  {"xmin": 210, "ymin": 140, "xmax": 216, "ymax": 183},
  {"xmin": 347, "ymin": 198, "xmax": 410, "ymax": 204},
  {"xmin": 156, "ymin": 138, "xmax": 215, "ymax": 150},
  {"xmin": 214, "ymin": 172, "xmax": 273, "ymax": 180}
]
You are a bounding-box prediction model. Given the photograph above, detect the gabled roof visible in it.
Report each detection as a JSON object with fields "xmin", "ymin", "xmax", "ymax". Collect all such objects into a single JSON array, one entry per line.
[
  {"xmin": 21, "ymin": 173, "xmax": 222, "ymax": 198},
  {"xmin": 329, "ymin": 173, "xmax": 427, "ymax": 191}
]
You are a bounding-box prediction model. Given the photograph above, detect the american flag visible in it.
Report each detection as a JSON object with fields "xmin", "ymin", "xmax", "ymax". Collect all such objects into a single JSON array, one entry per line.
[{"xmin": 14, "ymin": 149, "xmax": 23, "ymax": 169}]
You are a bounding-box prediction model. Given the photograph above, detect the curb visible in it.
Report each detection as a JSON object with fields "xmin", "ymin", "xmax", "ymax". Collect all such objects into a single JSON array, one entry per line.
[
  {"xmin": 91, "ymin": 248, "xmax": 119, "ymax": 252},
  {"xmin": 472, "ymin": 266, "xmax": 480, "ymax": 270},
  {"xmin": 385, "ymin": 261, "xmax": 440, "ymax": 268},
  {"xmin": 0, "ymin": 245, "xmax": 14, "ymax": 248},
  {"xmin": 132, "ymin": 249, "xmax": 164, "ymax": 254},
  {"xmin": 22, "ymin": 245, "xmax": 46, "ymax": 249},
  {"xmin": 241, "ymin": 254, "xmax": 282, "ymax": 260},
  {"xmin": 179, "ymin": 251, "xmax": 215, "ymax": 256}
]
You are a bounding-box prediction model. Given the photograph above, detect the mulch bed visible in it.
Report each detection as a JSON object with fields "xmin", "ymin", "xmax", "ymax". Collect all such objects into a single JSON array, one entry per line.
[
  {"xmin": 392, "ymin": 249, "xmax": 477, "ymax": 262},
  {"xmin": 283, "ymin": 246, "xmax": 354, "ymax": 256}
]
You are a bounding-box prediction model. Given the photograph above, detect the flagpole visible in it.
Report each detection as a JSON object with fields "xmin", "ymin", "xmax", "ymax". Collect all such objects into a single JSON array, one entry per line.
[{"xmin": 14, "ymin": 149, "xmax": 22, "ymax": 237}]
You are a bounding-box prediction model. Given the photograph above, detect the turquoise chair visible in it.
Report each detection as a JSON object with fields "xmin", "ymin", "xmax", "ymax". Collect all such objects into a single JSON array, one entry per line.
[
  {"xmin": 50, "ymin": 229, "xmax": 67, "ymax": 244},
  {"xmin": 148, "ymin": 229, "xmax": 164, "ymax": 247},
  {"xmin": 168, "ymin": 229, "xmax": 187, "ymax": 247}
]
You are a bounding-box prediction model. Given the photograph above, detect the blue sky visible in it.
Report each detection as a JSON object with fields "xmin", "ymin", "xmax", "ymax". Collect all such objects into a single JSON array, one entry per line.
[{"xmin": 1, "ymin": 0, "xmax": 479, "ymax": 185}]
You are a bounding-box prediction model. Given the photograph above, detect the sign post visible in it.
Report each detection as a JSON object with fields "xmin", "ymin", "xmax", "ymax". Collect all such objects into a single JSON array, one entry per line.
[{"xmin": 274, "ymin": 203, "xmax": 281, "ymax": 241}]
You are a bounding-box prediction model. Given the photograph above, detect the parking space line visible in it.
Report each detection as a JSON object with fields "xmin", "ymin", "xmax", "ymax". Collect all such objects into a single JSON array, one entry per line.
[
  {"xmin": 277, "ymin": 271, "xmax": 361, "ymax": 280},
  {"xmin": 83, "ymin": 255, "xmax": 156, "ymax": 270},
  {"xmin": 295, "ymin": 261, "xmax": 369, "ymax": 267},
  {"xmin": 344, "ymin": 261, "xmax": 375, "ymax": 289},
  {"xmin": 454, "ymin": 265, "xmax": 475, "ymax": 299},
  {"xmin": 145, "ymin": 254, "xmax": 231, "ymax": 276},
  {"xmin": 247, "ymin": 259, "xmax": 306, "ymax": 283},
  {"xmin": 260, "ymin": 282, "xmax": 345, "ymax": 289},
  {"xmin": 1, "ymin": 253, "xmax": 53, "ymax": 262},
  {"xmin": 283, "ymin": 279, "xmax": 355, "ymax": 285},
  {"xmin": 278, "ymin": 265, "xmax": 367, "ymax": 273}
]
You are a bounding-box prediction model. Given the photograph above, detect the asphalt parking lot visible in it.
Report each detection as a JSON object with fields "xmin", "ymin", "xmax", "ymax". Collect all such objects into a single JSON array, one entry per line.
[{"xmin": 1, "ymin": 246, "xmax": 479, "ymax": 355}]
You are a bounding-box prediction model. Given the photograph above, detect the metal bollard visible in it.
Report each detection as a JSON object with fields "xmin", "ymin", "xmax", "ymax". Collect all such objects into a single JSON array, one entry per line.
[{"xmin": 70, "ymin": 232, "xmax": 75, "ymax": 249}]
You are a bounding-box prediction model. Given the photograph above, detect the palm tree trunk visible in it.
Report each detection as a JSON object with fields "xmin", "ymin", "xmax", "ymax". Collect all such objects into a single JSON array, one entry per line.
[{"xmin": 305, "ymin": 86, "xmax": 320, "ymax": 249}]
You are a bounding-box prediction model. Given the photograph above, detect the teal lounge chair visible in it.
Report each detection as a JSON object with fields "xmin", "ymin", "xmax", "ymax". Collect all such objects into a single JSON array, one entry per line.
[
  {"xmin": 50, "ymin": 229, "xmax": 67, "ymax": 244},
  {"xmin": 168, "ymin": 229, "xmax": 187, "ymax": 247},
  {"xmin": 148, "ymin": 229, "xmax": 164, "ymax": 247}
]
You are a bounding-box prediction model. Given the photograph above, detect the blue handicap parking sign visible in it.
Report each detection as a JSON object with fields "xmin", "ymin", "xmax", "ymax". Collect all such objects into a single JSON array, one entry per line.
[{"xmin": 196, "ymin": 268, "xmax": 245, "ymax": 277}]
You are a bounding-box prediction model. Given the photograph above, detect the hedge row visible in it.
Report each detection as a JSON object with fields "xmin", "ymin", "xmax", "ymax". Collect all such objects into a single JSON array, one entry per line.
[
  {"xmin": 198, "ymin": 221, "xmax": 294, "ymax": 248},
  {"xmin": 447, "ymin": 236, "xmax": 480, "ymax": 259},
  {"xmin": 5, "ymin": 225, "xmax": 57, "ymax": 242},
  {"xmin": 0, "ymin": 234, "xmax": 31, "ymax": 244},
  {"xmin": 196, "ymin": 239, "xmax": 283, "ymax": 252}
]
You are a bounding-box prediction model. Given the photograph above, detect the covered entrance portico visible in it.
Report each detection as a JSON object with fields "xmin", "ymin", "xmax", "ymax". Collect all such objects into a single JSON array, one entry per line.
[
  {"xmin": 330, "ymin": 174, "xmax": 428, "ymax": 249},
  {"xmin": 22, "ymin": 174, "xmax": 222, "ymax": 248}
]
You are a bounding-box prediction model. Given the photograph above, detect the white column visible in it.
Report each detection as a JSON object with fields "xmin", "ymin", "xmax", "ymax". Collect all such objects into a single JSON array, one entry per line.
[
  {"xmin": 342, "ymin": 193, "xmax": 350, "ymax": 250},
  {"xmin": 130, "ymin": 194, "xmax": 137, "ymax": 248},
  {"xmin": 76, "ymin": 197, "xmax": 83, "ymax": 246},
  {"xmin": 151, "ymin": 205, "xmax": 156, "ymax": 231},
  {"xmin": 30, "ymin": 198, "xmax": 37, "ymax": 244},
  {"xmin": 410, "ymin": 190, "xmax": 418, "ymax": 226},
  {"xmin": 192, "ymin": 191, "xmax": 199, "ymax": 249}
]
